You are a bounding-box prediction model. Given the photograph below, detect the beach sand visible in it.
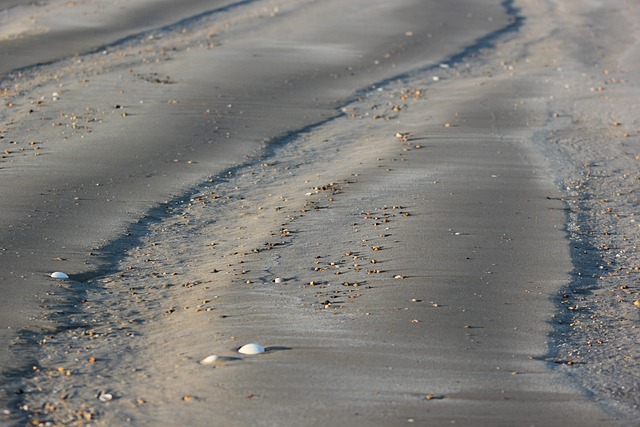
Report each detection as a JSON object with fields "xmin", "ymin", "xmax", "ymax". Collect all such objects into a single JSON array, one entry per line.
[{"xmin": 1, "ymin": 0, "xmax": 639, "ymax": 425}]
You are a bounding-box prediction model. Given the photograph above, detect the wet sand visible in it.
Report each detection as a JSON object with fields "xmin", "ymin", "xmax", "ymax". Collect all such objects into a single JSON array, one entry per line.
[
  {"xmin": 1, "ymin": 0, "xmax": 639, "ymax": 425},
  {"xmin": 0, "ymin": 0, "xmax": 509, "ymax": 373}
]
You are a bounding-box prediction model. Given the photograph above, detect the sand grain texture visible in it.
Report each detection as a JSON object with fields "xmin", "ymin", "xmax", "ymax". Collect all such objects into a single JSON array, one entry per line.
[{"xmin": 1, "ymin": 0, "xmax": 639, "ymax": 425}]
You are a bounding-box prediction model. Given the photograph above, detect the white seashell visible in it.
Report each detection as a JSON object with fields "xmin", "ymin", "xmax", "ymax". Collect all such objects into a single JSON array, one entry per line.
[
  {"xmin": 98, "ymin": 392, "xmax": 113, "ymax": 402},
  {"xmin": 238, "ymin": 343, "xmax": 265, "ymax": 355},
  {"xmin": 273, "ymin": 277, "xmax": 284, "ymax": 284},
  {"xmin": 50, "ymin": 272, "xmax": 69, "ymax": 279},
  {"xmin": 200, "ymin": 355, "xmax": 219, "ymax": 365}
]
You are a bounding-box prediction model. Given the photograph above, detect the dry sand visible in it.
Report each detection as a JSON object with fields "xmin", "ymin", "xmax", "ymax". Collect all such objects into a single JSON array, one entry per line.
[{"xmin": 1, "ymin": 0, "xmax": 639, "ymax": 425}]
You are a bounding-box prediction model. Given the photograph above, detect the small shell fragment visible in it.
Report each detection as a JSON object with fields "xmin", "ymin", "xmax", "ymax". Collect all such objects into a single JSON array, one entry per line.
[
  {"xmin": 200, "ymin": 355, "xmax": 219, "ymax": 365},
  {"xmin": 273, "ymin": 277, "xmax": 284, "ymax": 284},
  {"xmin": 50, "ymin": 272, "xmax": 69, "ymax": 279},
  {"xmin": 238, "ymin": 343, "xmax": 265, "ymax": 355},
  {"xmin": 98, "ymin": 392, "xmax": 113, "ymax": 402}
]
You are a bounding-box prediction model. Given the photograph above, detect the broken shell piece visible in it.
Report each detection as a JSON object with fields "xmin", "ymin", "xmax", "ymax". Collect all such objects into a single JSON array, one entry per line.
[
  {"xmin": 50, "ymin": 272, "xmax": 69, "ymax": 279},
  {"xmin": 238, "ymin": 343, "xmax": 265, "ymax": 355},
  {"xmin": 200, "ymin": 355, "xmax": 219, "ymax": 365},
  {"xmin": 273, "ymin": 277, "xmax": 284, "ymax": 284}
]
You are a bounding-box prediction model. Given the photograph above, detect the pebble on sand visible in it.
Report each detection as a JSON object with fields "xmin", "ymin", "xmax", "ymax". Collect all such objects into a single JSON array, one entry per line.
[
  {"xmin": 50, "ymin": 272, "xmax": 69, "ymax": 279},
  {"xmin": 238, "ymin": 343, "xmax": 265, "ymax": 355}
]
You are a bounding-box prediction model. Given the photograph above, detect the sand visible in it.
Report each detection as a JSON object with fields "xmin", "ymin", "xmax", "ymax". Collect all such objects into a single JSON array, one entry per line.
[
  {"xmin": 0, "ymin": 0, "xmax": 509, "ymax": 372},
  {"xmin": 1, "ymin": 0, "xmax": 639, "ymax": 425}
]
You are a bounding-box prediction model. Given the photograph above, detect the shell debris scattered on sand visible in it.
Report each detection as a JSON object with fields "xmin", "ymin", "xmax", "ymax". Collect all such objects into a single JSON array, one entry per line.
[
  {"xmin": 238, "ymin": 343, "xmax": 265, "ymax": 355},
  {"xmin": 200, "ymin": 355, "xmax": 219, "ymax": 365},
  {"xmin": 50, "ymin": 271, "xmax": 69, "ymax": 279}
]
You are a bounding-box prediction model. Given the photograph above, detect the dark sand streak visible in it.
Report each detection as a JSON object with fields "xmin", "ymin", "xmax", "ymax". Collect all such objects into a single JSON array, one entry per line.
[{"xmin": 0, "ymin": 0, "xmax": 254, "ymax": 76}]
